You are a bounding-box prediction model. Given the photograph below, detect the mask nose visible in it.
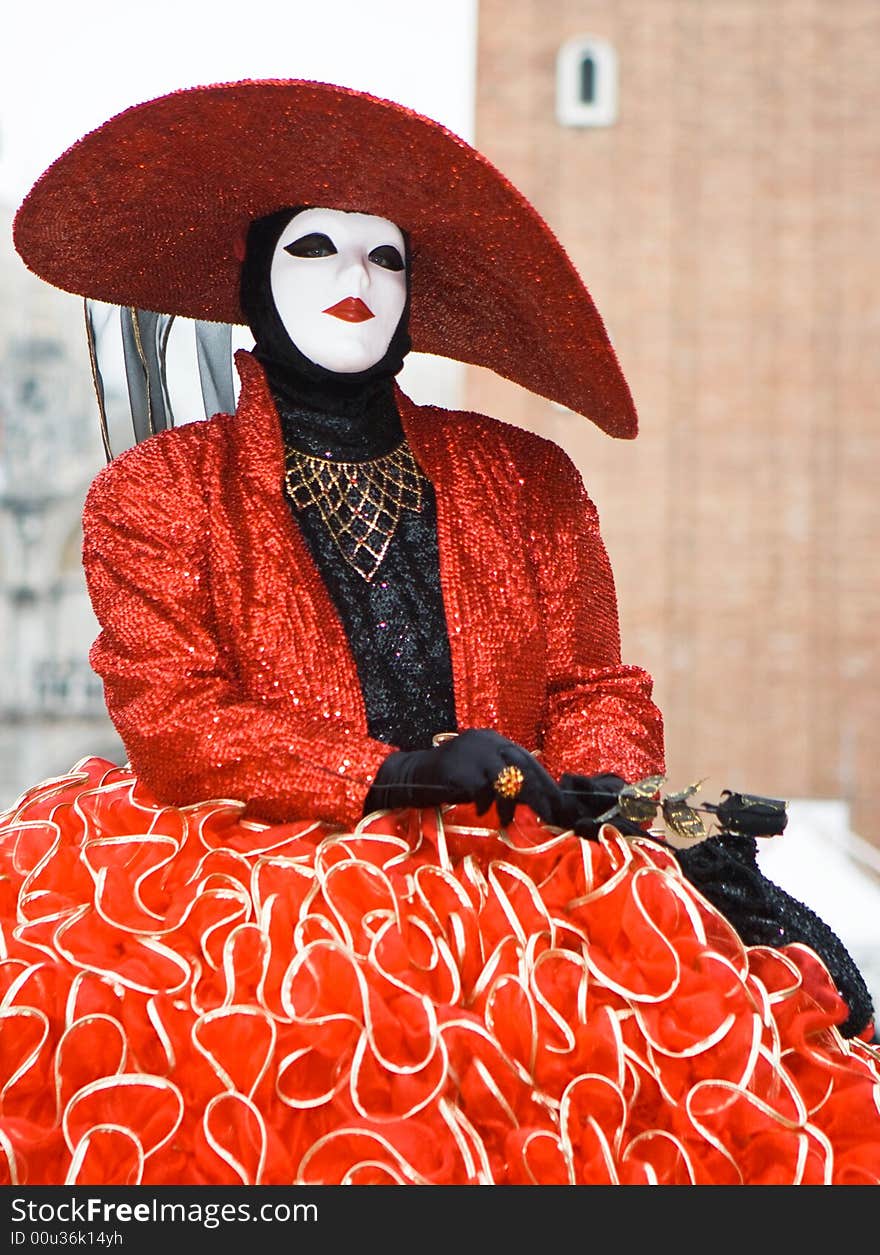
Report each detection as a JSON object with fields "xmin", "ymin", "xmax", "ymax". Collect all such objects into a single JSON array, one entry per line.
[{"xmin": 340, "ymin": 251, "xmax": 372, "ymax": 296}]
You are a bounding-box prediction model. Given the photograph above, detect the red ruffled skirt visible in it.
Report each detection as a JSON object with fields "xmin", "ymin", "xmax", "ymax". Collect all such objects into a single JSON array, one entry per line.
[{"xmin": 1, "ymin": 756, "xmax": 878, "ymax": 1186}]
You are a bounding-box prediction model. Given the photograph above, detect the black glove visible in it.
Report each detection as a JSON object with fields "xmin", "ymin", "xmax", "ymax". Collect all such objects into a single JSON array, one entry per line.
[
  {"xmin": 556, "ymin": 772, "xmax": 647, "ymax": 839},
  {"xmin": 363, "ymin": 729, "xmax": 563, "ymax": 826}
]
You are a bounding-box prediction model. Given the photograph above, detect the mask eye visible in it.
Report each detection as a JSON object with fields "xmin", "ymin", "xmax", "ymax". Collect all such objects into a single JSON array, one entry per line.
[
  {"xmin": 369, "ymin": 244, "xmax": 405, "ymax": 272},
  {"xmin": 283, "ymin": 232, "xmax": 338, "ymax": 258}
]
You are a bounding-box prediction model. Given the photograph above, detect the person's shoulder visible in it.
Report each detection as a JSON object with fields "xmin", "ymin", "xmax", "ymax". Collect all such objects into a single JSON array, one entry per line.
[
  {"xmin": 84, "ymin": 413, "xmax": 231, "ymax": 508},
  {"xmin": 405, "ymin": 397, "xmax": 572, "ymax": 468}
]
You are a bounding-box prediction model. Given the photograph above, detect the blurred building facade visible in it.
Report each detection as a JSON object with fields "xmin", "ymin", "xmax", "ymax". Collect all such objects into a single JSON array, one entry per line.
[
  {"xmin": 0, "ymin": 207, "xmax": 125, "ymax": 805},
  {"xmin": 469, "ymin": 0, "xmax": 880, "ymax": 842}
]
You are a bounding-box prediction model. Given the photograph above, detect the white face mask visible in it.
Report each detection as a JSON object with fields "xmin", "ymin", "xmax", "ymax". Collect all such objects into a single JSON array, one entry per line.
[{"xmin": 269, "ymin": 207, "xmax": 408, "ymax": 374}]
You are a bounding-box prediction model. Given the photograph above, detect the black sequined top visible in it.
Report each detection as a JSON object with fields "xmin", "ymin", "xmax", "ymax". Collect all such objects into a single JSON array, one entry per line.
[{"xmin": 278, "ymin": 397, "xmax": 457, "ymax": 751}]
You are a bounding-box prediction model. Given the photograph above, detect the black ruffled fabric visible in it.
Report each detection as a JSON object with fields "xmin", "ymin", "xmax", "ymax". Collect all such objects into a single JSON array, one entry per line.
[{"xmin": 673, "ymin": 835, "xmax": 875, "ymax": 1039}]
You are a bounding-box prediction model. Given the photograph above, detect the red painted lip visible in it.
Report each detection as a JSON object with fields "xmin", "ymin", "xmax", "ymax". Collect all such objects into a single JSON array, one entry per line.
[{"xmin": 323, "ymin": 297, "xmax": 374, "ymax": 322}]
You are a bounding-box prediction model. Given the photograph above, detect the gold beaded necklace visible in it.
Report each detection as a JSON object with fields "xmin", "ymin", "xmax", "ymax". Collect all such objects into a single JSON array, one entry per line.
[{"xmin": 283, "ymin": 441, "xmax": 427, "ymax": 583}]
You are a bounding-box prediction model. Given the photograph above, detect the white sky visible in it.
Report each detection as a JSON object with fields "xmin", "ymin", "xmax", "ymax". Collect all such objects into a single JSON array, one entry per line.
[{"xmin": 0, "ymin": 0, "xmax": 478, "ymax": 206}]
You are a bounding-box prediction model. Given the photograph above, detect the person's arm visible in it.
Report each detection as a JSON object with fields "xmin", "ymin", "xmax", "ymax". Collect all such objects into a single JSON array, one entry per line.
[
  {"xmin": 82, "ymin": 431, "xmax": 395, "ymax": 827},
  {"xmin": 524, "ymin": 437, "xmax": 665, "ymax": 785}
]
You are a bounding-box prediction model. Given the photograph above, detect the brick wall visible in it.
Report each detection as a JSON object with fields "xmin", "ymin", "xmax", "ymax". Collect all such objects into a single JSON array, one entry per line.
[{"xmin": 470, "ymin": 0, "xmax": 880, "ymax": 837}]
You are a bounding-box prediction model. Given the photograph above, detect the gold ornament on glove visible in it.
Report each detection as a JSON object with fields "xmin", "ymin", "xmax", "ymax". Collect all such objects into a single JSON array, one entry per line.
[{"xmin": 493, "ymin": 765, "xmax": 525, "ymax": 800}]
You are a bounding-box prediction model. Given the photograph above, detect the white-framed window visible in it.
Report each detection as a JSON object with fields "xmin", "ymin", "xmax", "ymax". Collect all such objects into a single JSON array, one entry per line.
[{"xmin": 556, "ymin": 36, "xmax": 618, "ymax": 127}]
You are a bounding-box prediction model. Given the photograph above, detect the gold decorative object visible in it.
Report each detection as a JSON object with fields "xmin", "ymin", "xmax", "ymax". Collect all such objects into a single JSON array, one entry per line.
[
  {"xmin": 493, "ymin": 765, "xmax": 525, "ymax": 800},
  {"xmin": 284, "ymin": 441, "xmax": 426, "ymax": 581}
]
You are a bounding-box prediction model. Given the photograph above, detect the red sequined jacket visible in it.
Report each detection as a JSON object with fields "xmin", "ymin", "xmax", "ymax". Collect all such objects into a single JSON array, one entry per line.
[{"xmin": 82, "ymin": 352, "xmax": 664, "ymax": 826}]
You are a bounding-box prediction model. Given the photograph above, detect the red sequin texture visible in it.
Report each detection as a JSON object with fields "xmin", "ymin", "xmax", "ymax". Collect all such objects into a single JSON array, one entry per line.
[
  {"xmin": 1, "ymin": 761, "xmax": 878, "ymax": 1186},
  {"xmin": 13, "ymin": 80, "xmax": 637, "ymax": 438},
  {"xmin": 82, "ymin": 352, "xmax": 664, "ymax": 827}
]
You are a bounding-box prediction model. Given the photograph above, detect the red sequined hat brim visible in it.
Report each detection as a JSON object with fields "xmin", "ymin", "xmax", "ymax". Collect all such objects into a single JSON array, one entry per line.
[{"xmin": 13, "ymin": 78, "xmax": 637, "ymax": 437}]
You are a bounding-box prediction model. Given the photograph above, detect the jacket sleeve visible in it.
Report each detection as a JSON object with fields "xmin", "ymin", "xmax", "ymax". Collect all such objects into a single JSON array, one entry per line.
[
  {"xmin": 81, "ymin": 433, "xmax": 396, "ymax": 828},
  {"xmin": 524, "ymin": 438, "xmax": 665, "ymax": 784}
]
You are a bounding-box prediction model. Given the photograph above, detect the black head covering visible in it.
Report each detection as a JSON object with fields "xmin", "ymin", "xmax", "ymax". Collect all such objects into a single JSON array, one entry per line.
[{"xmin": 239, "ymin": 207, "xmax": 412, "ymax": 457}]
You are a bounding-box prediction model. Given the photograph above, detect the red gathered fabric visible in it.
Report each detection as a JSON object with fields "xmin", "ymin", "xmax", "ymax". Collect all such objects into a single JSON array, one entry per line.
[{"xmin": 1, "ymin": 757, "xmax": 878, "ymax": 1186}]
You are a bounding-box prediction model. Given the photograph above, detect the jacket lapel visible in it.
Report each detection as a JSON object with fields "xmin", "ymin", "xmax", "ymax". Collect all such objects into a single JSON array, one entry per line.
[{"xmin": 221, "ymin": 352, "xmax": 370, "ymax": 729}]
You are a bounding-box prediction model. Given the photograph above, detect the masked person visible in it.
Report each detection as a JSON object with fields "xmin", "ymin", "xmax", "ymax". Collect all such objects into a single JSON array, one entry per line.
[{"xmin": 4, "ymin": 80, "xmax": 878, "ymax": 1187}]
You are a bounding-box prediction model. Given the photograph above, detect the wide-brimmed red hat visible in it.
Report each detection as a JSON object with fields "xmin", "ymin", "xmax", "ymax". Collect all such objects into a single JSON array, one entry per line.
[{"xmin": 13, "ymin": 79, "xmax": 637, "ymax": 437}]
